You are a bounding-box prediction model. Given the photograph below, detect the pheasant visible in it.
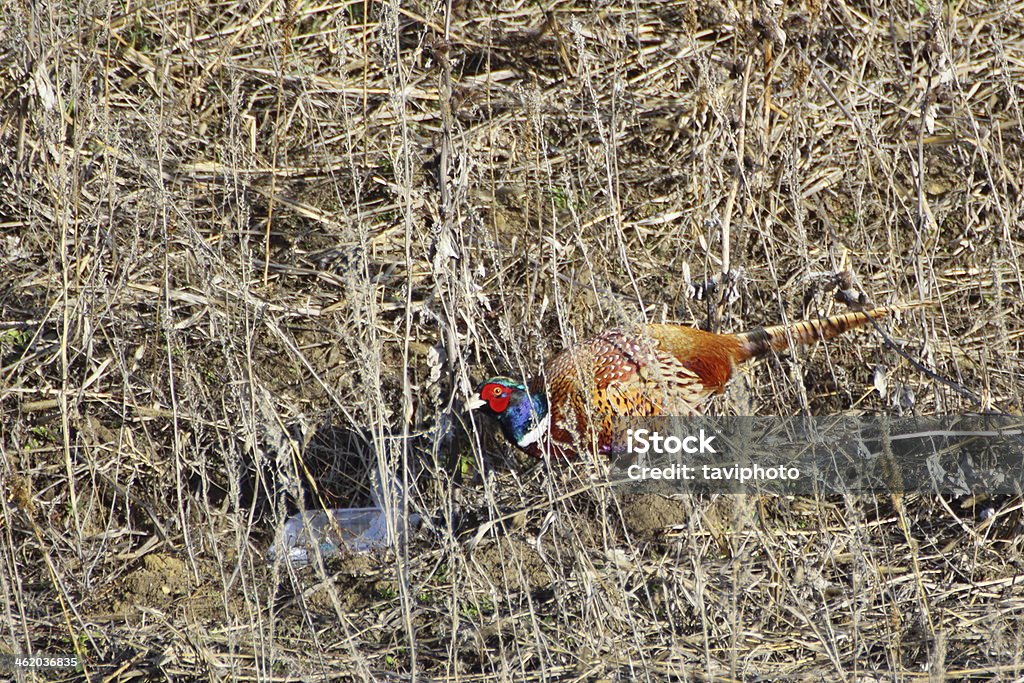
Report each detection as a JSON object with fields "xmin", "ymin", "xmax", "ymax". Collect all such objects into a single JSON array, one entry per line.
[{"xmin": 466, "ymin": 305, "xmax": 921, "ymax": 459}]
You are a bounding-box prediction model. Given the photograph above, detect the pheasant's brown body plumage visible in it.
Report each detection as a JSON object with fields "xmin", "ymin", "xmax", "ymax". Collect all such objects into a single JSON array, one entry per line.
[{"xmin": 470, "ymin": 305, "xmax": 922, "ymax": 459}]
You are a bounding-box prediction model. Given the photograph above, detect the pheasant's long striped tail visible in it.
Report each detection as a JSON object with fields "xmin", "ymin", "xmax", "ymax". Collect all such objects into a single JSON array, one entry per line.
[{"xmin": 735, "ymin": 303, "xmax": 929, "ymax": 361}]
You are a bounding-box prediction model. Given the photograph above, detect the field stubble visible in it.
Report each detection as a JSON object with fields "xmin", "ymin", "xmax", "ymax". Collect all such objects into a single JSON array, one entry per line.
[{"xmin": 1, "ymin": 0, "xmax": 1023, "ymax": 680}]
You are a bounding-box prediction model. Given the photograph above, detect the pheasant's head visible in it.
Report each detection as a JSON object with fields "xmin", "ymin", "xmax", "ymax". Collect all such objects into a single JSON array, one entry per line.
[{"xmin": 466, "ymin": 377, "xmax": 549, "ymax": 453}]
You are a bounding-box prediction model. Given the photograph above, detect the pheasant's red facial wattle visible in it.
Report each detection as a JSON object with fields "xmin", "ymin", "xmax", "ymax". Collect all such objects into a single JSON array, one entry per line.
[{"xmin": 480, "ymin": 382, "xmax": 512, "ymax": 413}]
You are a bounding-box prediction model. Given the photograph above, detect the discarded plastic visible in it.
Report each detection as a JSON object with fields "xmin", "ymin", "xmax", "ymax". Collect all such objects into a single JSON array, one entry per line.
[
  {"xmin": 267, "ymin": 507, "xmax": 421, "ymax": 566},
  {"xmin": 269, "ymin": 436, "xmax": 423, "ymax": 565}
]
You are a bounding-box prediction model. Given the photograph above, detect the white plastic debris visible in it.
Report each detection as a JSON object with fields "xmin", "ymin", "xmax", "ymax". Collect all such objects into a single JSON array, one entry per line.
[
  {"xmin": 269, "ymin": 435, "xmax": 423, "ymax": 566},
  {"xmin": 267, "ymin": 506, "xmax": 421, "ymax": 566}
]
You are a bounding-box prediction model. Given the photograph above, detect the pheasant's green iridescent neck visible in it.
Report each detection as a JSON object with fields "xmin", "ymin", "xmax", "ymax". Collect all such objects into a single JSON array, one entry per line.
[{"xmin": 472, "ymin": 377, "xmax": 549, "ymax": 453}]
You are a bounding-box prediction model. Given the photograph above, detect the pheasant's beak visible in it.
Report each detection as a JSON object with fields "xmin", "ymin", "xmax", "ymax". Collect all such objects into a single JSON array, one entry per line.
[{"xmin": 464, "ymin": 395, "xmax": 487, "ymax": 412}]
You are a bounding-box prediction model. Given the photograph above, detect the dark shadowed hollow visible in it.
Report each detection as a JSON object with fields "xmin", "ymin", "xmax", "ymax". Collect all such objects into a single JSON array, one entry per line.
[{"xmin": 1, "ymin": 0, "xmax": 1023, "ymax": 680}]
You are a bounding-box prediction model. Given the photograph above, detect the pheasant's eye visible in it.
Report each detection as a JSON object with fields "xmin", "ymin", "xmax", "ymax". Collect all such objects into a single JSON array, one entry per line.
[{"xmin": 492, "ymin": 386, "xmax": 504, "ymax": 397}]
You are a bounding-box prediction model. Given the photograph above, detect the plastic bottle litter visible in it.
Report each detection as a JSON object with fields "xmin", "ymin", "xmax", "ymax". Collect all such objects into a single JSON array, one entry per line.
[
  {"xmin": 267, "ymin": 507, "xmax": 421, "ymax": 566},
  {"xmin": 267, "ymin": 450, "xmax": 422, "ymax": 566}
]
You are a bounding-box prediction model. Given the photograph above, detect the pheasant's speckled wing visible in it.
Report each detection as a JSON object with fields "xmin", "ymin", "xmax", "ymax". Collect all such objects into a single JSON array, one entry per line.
[{"xmin": 541, "ymin": 327, "xmax": 715, "ymax": 456}]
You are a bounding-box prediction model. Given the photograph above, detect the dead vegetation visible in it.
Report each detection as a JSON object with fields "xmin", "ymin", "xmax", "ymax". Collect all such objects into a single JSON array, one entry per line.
[{"xmin": 1, "ymin": 0, "xmax": 1023, "ymax": 680}]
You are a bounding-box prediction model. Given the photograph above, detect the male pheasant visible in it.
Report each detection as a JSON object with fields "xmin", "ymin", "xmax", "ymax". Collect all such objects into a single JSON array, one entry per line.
[{"xmin": 467, "ymin": 305, "xmax": 919, "ymax": 459}]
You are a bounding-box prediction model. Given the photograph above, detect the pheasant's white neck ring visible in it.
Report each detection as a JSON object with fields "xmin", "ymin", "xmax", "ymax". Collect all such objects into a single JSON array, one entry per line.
[{"xmin": 516, "ymin": 413, "xmax": 550, "ymax": 448}]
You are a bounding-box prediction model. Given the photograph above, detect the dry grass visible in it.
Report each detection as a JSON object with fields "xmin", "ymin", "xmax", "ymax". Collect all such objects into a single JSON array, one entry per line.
[{"xmin": 2, "ymin": 0, "xmax": 1024, "ymax": 680}]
